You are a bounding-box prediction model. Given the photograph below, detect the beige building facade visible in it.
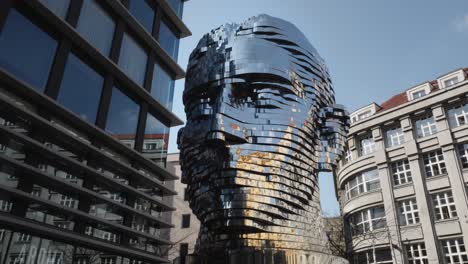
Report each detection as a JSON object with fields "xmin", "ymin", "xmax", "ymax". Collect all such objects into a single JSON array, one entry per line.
[
  {"xmin": 336, "ymin": 68, "xmax": 468, "ymax": 264},
  {"xmin": 166, "ymin": 153, "xmax": 200, "ymax": 264}
]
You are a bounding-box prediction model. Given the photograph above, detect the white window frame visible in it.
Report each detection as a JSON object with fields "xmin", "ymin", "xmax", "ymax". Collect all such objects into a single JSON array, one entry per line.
[
  {"xmin": 350, "ymin": 206, "xmax": 386, "ymax": 236},
  {"xmin": 345, "ymin": 169, "xmax": 380, "ymax": 200},
  {"xmin": 441, "ymin": 238, "xmax": 468, "ymax": 264},
  {"xmin": 59, "ymin": 195, "xmax": 76, "ymax": 208},
  {"xmin": 345, "ymin": 150, "xmax": 353, "ymax": 163},
  {"xmin": 0, "ymin": 200, "xmax": 13, "ymax": 212},
  {"xmin": 17, "ymin": 232, "xmax": 31, "ymax": 243},
  {"xmin": 353, "ymin": 247, "xmax": 393, "ymax": 264},
  {"xmin": 448, "ymin": 103, "xmax": 468, "ymax": 128},
  {"xmin": 415, "ymin": 116, "xmax": 437, "ymax": 138},
  {"xmin": 433, "ymin": 191, "xmax": 457, "ymax": 220},
  {"xmin": 9, "ymin": 253, "xmax": 27, "ymax": 264},
  {"xmin": 423, "ymin": 150, "xmax": 447, "ymax": 177},
  {"xmin": 100, "ymin": 257, "xmax": 116, "ymax": 264},
  {"xmin": 398, "ymin": 198, "xmax": 419, "ymax": 226},
  {"xmin": 101, "ymin": 231, "xmax": 118, "ymax": 242},
  {"xmin": 411, "ymin": 90, "xmax": 426, "ymax": 99},
  {"xmin": 391, "ymin": 159, "xmax": 412, "ymax": 186},
  {"xmin": 458, "ymin": 143, "xmax": 468, "ymax": 169},
  {"xmin": 406, "ymin": 243, "xmax": 428, "ymax": 264},
  {"xmin": 444, "ymin": 76, "xmax": 459, "ymax": 88},
  {"xmin": 386, "ymin": 127, "xmax": 405, "ymax": 148},
  {"xmin": 360, "ymin": 134, "xmax": 376, "ymax": 156}
]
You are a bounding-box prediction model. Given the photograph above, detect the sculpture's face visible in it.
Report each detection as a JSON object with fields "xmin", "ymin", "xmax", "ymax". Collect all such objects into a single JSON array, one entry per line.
[{"xmin": 178, "ymin": 15, "xmax": 348, "ymax": 252}]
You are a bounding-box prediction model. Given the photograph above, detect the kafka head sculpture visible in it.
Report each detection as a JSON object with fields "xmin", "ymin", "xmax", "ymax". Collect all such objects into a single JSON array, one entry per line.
[{"xmin": 178, "ymin": 14, "xmax": 349, "ymax": 263}]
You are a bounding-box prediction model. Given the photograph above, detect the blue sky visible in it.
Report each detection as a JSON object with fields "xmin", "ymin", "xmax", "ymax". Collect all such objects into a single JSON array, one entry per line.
[{"xmin": 168, "ymin": 0, "xmax": 468, "ymax": 215}]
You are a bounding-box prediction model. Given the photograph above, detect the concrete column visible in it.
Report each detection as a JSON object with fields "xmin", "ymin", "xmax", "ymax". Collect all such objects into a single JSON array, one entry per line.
[
  {"xmin": 374, "ymin": 126, "xmax": 405, "ymax": 264},
  {"xmin": 404, "ymin": 112, "xmax": 441, "ymax": 263}
]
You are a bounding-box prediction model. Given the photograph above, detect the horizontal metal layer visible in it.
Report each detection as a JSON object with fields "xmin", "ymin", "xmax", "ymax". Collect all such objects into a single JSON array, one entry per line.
[
  {"xmin": 0, "ymin": 212, "xmax": 170, "ymax": 264},
  {"xmin": 0, "ymin": 185, "xmax": 171, "ymax": 245},
  {"xmin": 156, "ymin": 0, "xmax": 192, "ymax": 38},
  {"xmin": 0, "ymin": 155, "xmax": 174, "ymax": 228},
  {"xmin": 0, "ymin": 86, "xmax": 177, "ymax": 186},
  {"xmin": 0, "ymin": 125, "xmax": 175, "ymax": 212}
]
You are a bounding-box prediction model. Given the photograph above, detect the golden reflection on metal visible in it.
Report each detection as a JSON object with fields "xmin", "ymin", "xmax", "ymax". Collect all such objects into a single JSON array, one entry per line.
[{"xmin": 178, "ymin": 14, "xmax": 350, "ymax": 264}]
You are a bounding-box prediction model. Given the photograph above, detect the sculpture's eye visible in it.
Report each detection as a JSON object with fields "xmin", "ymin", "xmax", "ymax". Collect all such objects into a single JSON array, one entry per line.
[{"xmin": 230, "ymin": 82, "xmax": 257, "ymax": 107}]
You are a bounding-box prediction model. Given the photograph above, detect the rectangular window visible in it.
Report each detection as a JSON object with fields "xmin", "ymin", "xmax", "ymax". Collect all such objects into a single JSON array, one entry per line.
[
  {"xmin": 458, "ymin": 143, "xmax": 468, "ymax": 169},
  {"xmin": 0, "ymin": 200, "xmax": 13, "ymax": 212},
  {"xmin": 182, "ymin": 214, "xmax": 191, "ymax": 228},
  {"xmin": 391, "ymin": 159, "xmax": 412, "ymax": 186},
  {"xmin": 158, "ymin": 19, "xmax": 179, "ymax": 60},
  {"xmin": 184, "ymin": 188, "xmax": 189, "ymax": 201},
  {"xmin": 59, "ymin": 195, "xmax": 76, "ymax": 208},
  {"xmin": 441, "ymin": 238, "xmax": 468, "ymax": 264},
  {"xmin": 105, "ymin": 87, "xmax": 140, "ymax": 141},
  {"xmin": 448, "ymin": 103, "xmax": 468, "ymax": 128},
  {"xmin": 144, "ymin": 114, "xmax": 169, "ymax": 165},
  {"xmin": 345, "ymin": 169, "xmax": 380, "ymax": 200},
  {"xmin": 57, "ymin": 53, "xmax": 104, "ymax": 123},
  {"xmin": 444, "ymin": 77, "xmax": 459, "ymax": 88},
  {"xmin": 128, "ymin": 0, "xmax": 155, "ymax": 33},
  {"xmin": 9, "ymin": 253, "xmax": 27, "ymax": 264},
  {"xmin": 0, "ymin": 9, "xmax": 58, "ymax": 91},
  {"xmin": 16, "ymin": 233, "xmax": 31, "ymax": 243},
  {"xmin": 39, "ymin": 0, "xmax": 70, "ymax": 18},
  {"xmin": 353, "ymin": 247, "xmax": 392, "ymax": 264},
  {"xmin": 151, "ymin": 63, "xmax": 175, "ymax": 109},
  {"xmin": 77, "ymin": 0, "xmax": 116, "ymax": 56},
  {"xmin": 359, "ymin": 134, "xmax": 375, "ymax": 156},
  {"xmin": 0, "ymin": 229, "xmax": 4, "ymax": 241},
  {"xmin": 422, "ymin": 150, "xmax": 447, "ymax": 177},
  {"xmin": 119, "ymin": 33, "xmax": 148, "ymax": 86},
  {"xmin": 100, "ymin": 257, "xmax": 116, "ymax": 264},
  {"xmin": 167, "ymin": 0, "xmax": 184, "ymax": 17},
  {"xmin": 412, "ymin": 90, "xmax": 426, "ymax": 100},
  {"xmin": 398, "ymin": 198, "xmax": 419, "ymax": 226},
  {"xmin": 432, "ymin": 191, "xmax": 457, "ymax": 220},
  {"xmin": 345, "ymin": 150, "xmax": 353, "ymax": 164},
  {"xmin": 180, "ymin": 243, "xmax": 189, "ymax": 264},
  {"xmin": 385, "ymin": 127, "xmax": 405, "ymax": 148},
  {"xmin": 350, "ymin": 206, "xmax": 386, "ymax": 236},
  {"xmin": 406, "ymin": 243, "xmax": 428, "ymax": 264},
  {"xmin": 415, "ymin": 115, "xmax": 437, "ymax": 138}
]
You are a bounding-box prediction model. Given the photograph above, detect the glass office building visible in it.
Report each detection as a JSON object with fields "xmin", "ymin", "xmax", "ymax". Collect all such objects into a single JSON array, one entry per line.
[{"xmin": 0, "ymin": 0, "xmax": 190, "ymax": 263}]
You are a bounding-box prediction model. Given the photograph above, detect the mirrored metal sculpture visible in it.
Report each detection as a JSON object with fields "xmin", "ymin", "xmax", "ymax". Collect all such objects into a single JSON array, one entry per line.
[{"xmin": 178, "ymin": 14, "xmax": 350, "ymax": 264}]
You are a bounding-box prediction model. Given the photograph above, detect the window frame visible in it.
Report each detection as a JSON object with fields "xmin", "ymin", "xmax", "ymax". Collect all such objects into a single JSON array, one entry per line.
[
  {"xmin": 432, "ymin": 191, "xmax": 457, "ymax": 220},
  {"xmin": 406, "ymin": 243, "xmax": 428, "ymax": 264},
  {"xmin": 385, "ymin": 126, "xmax": 405, "ymax": 148},
  {"xmin": 441, "ymin": 238, "xmax": 468, "ymax": 264},
  {"xmin": 422, "ymin": 150, "xmax": 447, "ymax": 178},
  {"xmin": 415, "ymin": 115, "xmax": 437, "ymax": 138},
  {"xmin": 398, "ymin": 198, "xmax": 419, "ymax": 226}
]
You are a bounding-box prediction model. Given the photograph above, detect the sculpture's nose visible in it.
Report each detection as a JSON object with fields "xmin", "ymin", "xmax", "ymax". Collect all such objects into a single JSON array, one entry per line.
[{"xmin": 206, "ymin": 114, "xmax": 249, "ymax": 145}]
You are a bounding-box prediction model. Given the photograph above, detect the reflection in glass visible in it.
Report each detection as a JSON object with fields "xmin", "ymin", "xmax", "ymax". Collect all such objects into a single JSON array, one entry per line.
[
  {"xmin": 151, "ymin": 64, "xmax": 174, "ymax": 110},
  {"xmin": 57, "ymin": 53, "xmax": 104, "ymax": 123},
  {"xmin": 167, "ymin": 0, "xmax": 184, "ymax": 17},
  {"xmin": 158, "ymin": 20, "xmax": 179, "ymax": 60},
  {"xmin": 0, "ymin": 9, "xmax": 58, "ymax": 92},
  {"xmin": 144, "ymin": 114, "xmax": 169, "ymax": 165},
  {"xmin": 77, "ymin": 0, "xmax": 116, "ymax": 56},
  {"xmin": 119, "ymin": 33, "xmax": 148, "ymax": 86},
  {"xmin": 128, "ymin": 0, "xmax": 154, "ymax": 33},
  {"xmin": 106, "ymin": 87, "xmax": 140, "ymax": 143},
  {"xmin": 39, "ymin": 0, "xmax": 70, "ymax": 18}
]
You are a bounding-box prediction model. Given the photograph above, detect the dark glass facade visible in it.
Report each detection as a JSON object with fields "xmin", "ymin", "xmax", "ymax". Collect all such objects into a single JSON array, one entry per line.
[{"xmin": 0, "ymin": 0, "xmax": 190, "ymax": 263}]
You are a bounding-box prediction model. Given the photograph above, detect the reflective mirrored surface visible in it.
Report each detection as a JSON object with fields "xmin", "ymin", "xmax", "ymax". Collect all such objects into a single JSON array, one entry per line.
[
  {"xmin": 0, "ymin": 9, "xmax": 57, "ymax": 92},
  {"xmin": 57, "ymin": 53, "xmax": 104, "ymax": 123},
  {"xmin": 178, "ymin": 14, "xmax": 349, "ymax": 263}
]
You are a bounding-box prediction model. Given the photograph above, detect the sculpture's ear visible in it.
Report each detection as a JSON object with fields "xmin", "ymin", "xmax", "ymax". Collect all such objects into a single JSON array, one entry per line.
[{"xmin": 317, "ymin": 105, "xmax": 350, "ymax": 172}]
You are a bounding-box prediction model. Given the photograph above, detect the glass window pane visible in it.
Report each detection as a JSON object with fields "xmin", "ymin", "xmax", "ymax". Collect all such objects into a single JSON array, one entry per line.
[
  {"xmin": 128, "ymin": 0, "xmax": 154, "ymax": 33},
  {"xmin": 77, "ymin": 0, "xmax": 116, "ymax": 56},
  {"xmin": 144, "ymin": 114, "xmax": 169, "ymax": 165},
  {"xmin": 151, "ymin": 64, "xmax": 175, "ymax": 109},
  {"xmin": 38, "ymin": 0, "xmax": 70, "ymax": 18},
  {"xmin": 119, "ymin": 33, "xmax": 147, "ymax": 86},
  {"xmin": 0, "ymin": 9, "xmax": 58, "ymax": 92},
  {"xmin": 106, "ymin": 87, "xmax": 140, "ymax": 141},
  {"xmin": 167, "ymin": 0, "xmax": 183, "ymax": 17},
  {"xmin": 158, "ymin": 20, "xmax": 179, "ymax": 60},
  {"xmin": 57, "ymin": 53, "xmax": 104, "ymax": 123}
]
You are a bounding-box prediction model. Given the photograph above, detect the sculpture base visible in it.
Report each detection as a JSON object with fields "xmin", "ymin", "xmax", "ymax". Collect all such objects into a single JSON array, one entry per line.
[{"xmin": 181, "ymin": 250, "xmax": 349, "ymax": 264}]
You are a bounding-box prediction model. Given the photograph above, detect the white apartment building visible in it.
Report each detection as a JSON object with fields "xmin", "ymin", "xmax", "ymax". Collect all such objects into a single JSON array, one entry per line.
[{"xmin": 336, "ymin": 68, "xmax": 468, "ymax": 264}]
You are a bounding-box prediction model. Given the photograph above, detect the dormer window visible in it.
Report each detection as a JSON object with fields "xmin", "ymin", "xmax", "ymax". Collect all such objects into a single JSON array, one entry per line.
[
  {"xmin": 438, "ymin": 69, "xmax": 465, "ymax": 89},
  {"xmin": 444, "ymin": 77, "xmax": 459, "ymax": 88},
  {"xmin": 350, "ymin": 103, "xmax": 381, "ymax": 124},
  {"xmin": 406, "ymin": 83, "xmax": 431, "ymax": 101},
  {"xmin": 412, "ymin": 90, "xmax": 426, "ymax": 100}
]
